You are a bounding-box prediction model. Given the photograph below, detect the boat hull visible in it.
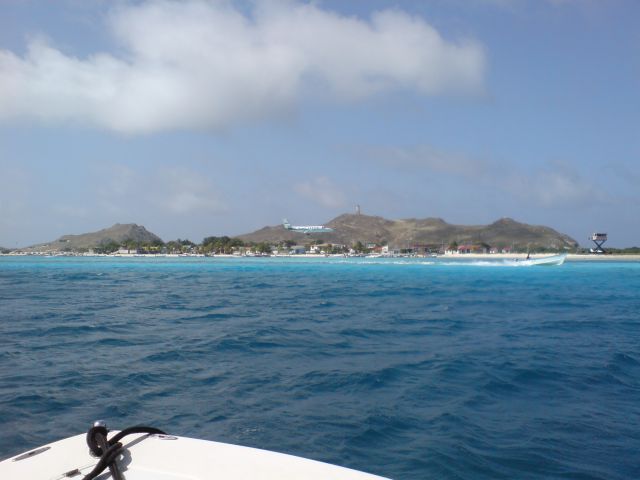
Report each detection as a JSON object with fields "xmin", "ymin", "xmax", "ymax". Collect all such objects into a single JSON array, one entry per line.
[
  {"xmin": 517, "ymin": 253, "xmax": 567, "ymax": 266},
  {"xmin": 0, "ymin": 432, "xmax": 390, "ymax": 480}
]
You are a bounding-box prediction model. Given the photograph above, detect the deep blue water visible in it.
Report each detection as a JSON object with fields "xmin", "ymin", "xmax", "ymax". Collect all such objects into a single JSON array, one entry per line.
[{"xmin": 1, "ymin": 256, "xmax": 639, "ymax": 479}]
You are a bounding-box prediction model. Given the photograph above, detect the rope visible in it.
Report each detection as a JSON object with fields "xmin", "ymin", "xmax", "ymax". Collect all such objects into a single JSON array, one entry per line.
[{"xmin": 83, "ymin": 424, "xmax": 166, "ymax": 480}]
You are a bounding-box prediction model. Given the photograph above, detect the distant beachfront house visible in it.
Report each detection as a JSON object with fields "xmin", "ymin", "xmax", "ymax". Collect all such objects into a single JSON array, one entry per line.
[
  {"xmin": 309, "ymin": 245, "xmax": 322, "ymax": 254},
  {"xmin": 117, "ymin": 247, "xmax": 136, "ymax": 254},
  {"xmin": 289, "ymin": 245, "xmax": 306, "ymax": 255},
  {"xmin": 309, "ymin": 243, "xmax": 342, "ymax": 254},
  {"xmin": 382, "ymin": 245, "xmax": 401, "ymax": 255},
  {"xmin": 411, "ymin": 244, "xmax": 441, "ymax": 255},
  {"xmin": 332, "ymin": 244, "xmax": 347, "ymax": 253},
  {"xmin": 457, "ymin": 244, "xmax": 488, "ymax": 254}
]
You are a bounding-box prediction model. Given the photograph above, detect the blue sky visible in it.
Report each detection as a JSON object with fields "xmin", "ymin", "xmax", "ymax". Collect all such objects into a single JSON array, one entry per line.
[{"xmin": 0, "ymin": 0, "xmax": 638, "ymax": 247}]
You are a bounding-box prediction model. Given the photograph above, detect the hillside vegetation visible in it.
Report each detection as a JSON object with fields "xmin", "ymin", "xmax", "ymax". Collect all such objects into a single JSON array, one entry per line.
[
  {"xmin": 21, "ymin": 224, "xmax": 163, "ymax": 253},
  {"xmin": 238, "ymin": 214, "xmax": 578, "ymax": 251},
  {"xmin": 10, "ymin": 214, "xmax": 579, "ymax": 254}
]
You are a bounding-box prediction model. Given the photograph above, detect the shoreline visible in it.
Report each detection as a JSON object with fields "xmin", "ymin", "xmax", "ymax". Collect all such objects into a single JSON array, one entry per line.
[
  {"xmin": 439, "ymin": 253, "xmax": 640, "ymax": 261},
  {"xmin": 1, "ymin": 252, "xmax": 639, "ymax": 261}
]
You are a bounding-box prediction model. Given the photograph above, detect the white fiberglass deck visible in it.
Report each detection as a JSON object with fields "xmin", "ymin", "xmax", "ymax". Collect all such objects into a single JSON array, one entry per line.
[{"xmin": 0, "ymin": 432, "xmax": 390, "ymax": 480}]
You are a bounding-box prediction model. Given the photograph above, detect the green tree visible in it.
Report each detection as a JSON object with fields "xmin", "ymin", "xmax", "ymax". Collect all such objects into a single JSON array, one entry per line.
[
  {"xmin": 96, "ymin": 240, "xmax": 120, "ymax": 254},
  {"xmin": 201, "ymin": 236, "xmax": 244, "ymax": 254},
  {"xmin": 124, "ymin": 238, "xmax": 139, "ymax": 253},
  {"xmin": 256, "ymin": 242, "xmax": 272, "ymax": 254},
  {"xmin": 166, "ymin": 240, "xmax": 182, "ymax": 253}
]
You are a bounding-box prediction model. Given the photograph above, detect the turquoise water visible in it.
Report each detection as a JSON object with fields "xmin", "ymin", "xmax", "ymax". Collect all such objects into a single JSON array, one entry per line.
[{"xmin": 1, "ymin": 256, "xmax": 639, "ymax": 479}]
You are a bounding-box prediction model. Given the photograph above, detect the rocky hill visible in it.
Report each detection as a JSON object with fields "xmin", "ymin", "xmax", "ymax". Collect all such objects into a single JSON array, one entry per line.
[
  {"xmin": 238, "ymin": 214, "xmax": 578, "ymax": 250},
  {"xmin": 23, "ymin": 223, "xmax": 163, "ymax": 252}
]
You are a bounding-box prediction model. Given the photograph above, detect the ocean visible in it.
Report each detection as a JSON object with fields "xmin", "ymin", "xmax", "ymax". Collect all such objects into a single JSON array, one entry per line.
[{"xmin": 0, "ymin": 256, "xmax": 639, "ymax": 479}]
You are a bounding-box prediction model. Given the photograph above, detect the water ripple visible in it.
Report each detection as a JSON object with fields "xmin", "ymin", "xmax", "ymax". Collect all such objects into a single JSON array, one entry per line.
[{"xmin": 1, "ymin": 257, "xmax": 639, "ymax": 479}]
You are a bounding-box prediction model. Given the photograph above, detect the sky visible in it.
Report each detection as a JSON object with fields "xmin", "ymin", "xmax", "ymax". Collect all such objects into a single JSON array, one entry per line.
[{"xmin": 0, "ymin": 0, "xmax": 638, "ymax": 248}]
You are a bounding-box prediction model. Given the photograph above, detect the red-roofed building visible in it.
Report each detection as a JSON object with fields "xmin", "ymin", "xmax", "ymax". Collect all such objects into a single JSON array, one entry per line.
[{"xmin": 457, "ymin": 244, "xmax": 488, "ymax": 254}]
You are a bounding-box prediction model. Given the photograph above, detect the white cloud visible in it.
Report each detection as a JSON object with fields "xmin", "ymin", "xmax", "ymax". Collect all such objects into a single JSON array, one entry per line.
[
  {"xmin": 0, "ymin": 166, "xmax": 30, "ymax": 217},
  {"xmin": 359, "ymin": 144, "xmax": 605, "ymax": 209},
  {"xmin": 294, "ymin": 176, "xmax": 347, "ymax": 209},
  {"xmin": 95, "ymin": 164, "xmax": 137, "ymax": 215},
  {"xmin": 98, "ymin": 164, "xmax": 136, "ymax": 197},
  {"xmin": 152, "ymin": 167, "xmax": 227, "ymax": 214},
  {"xmin": 462, "ymin": 0, "xmax": 589, "ymax": 8},
  {"xmin": 0, "ymin": 0, "xmax": 485, "ymax": 134},
  {"xmin": 51, "ymin": 204, "xmax": 90, "ymax": 218},
  {"xmin": 364, "ymin": 145, "xmax": 487, "ymax": 178},
  {"xmin": 0, "ymin": 166, "xmax": 56, "ymax": 247},
  {"xmin": 91, "ymin": 163, "xmax": 226, "ymax": 215},
  {"xmin": 505, "ymin": 168, "xmax": 602, "ymax": 207}
]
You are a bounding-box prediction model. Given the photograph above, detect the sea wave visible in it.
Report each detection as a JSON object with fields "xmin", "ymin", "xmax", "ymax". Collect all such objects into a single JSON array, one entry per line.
[{"xmin": 1, "ymin": 257, "xmax": 639, "ymax": 479}]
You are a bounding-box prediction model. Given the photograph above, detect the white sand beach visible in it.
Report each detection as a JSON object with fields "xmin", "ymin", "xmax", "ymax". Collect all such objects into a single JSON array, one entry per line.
[{"xmin": 441, "ymin": 253, "xmax": 640, "ymax": 261}]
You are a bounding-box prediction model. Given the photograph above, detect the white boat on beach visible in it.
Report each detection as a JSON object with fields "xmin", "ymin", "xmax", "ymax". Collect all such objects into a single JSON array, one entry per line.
[
  {"xmin": 516, "ymin": 253, "xmax": 567, "ymax": 266},
  {"xmin": 0, "ymin": 423, "xmax": 390, "ymax": 480}
]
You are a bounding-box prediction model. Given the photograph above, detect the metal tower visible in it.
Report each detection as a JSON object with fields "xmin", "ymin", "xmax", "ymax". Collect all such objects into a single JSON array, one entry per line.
[{"xmin": 590, "ymin": 233, "xmax": 607, "ymax": 254}]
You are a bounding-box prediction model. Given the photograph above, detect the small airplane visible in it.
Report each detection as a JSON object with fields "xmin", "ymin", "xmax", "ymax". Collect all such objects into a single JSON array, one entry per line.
[{"xmin": 283, "ymin": 219, "xmax": 334, "ymax": 234}]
